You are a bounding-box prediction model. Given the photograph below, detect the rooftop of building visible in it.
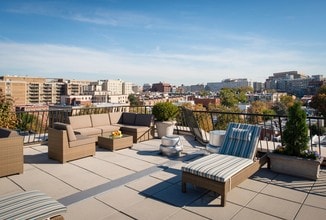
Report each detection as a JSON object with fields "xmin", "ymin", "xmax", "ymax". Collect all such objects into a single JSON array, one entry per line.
[{"xmin": 1, "ymin": 135, "xmax": 326, "ymax": 219}]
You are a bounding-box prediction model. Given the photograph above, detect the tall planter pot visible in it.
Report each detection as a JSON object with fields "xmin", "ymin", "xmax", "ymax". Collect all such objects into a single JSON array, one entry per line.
[
  {"xmin": 268, "ymin": 153, "xmax": 323, "ymax": 180},
  {"xmin": 156, "ymin": 121, "xmax": 175, "ymax": 138}
]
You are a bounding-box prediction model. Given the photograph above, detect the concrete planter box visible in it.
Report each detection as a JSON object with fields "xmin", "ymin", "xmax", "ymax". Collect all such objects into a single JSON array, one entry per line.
[{"xmin": 268, "ymin": 153, "xmax": 323, "ymax": 180}]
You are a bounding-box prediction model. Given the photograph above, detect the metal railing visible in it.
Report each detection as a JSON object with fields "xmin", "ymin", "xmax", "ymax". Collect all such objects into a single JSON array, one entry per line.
[
  {"xmin": 176, "ymin": 107, "xmax": 326, "ymax": 156},
  {"xmin": 13, "ymin": 105, "xmax": 326, "ymax": 156},
  {"xmin": 14, "ymin": 105, "xmax": 153, "ymax": 144}
]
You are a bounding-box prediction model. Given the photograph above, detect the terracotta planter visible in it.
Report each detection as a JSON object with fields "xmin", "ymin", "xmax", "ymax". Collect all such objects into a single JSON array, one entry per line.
[{"xmin": 268, "ymin": 153, "xmax": 323, "ymax": 180}]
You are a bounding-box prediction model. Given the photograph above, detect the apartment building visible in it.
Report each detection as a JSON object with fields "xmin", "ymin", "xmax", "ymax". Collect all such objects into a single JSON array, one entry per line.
[
  {"xmin": 265, "ymin": 72, "xmax": 325, "ymax": 97},
  {"xmin": 0, "ymin": 76, "xmax": 90, "ymax": 106},
  {"xmin": 206, "ymin": 78, "xmax": 253, "ymax": 92},
  {"xmin": 247, "ymin": 92, "xmax": 288, "ymax": 103},
  {"xmin": 0, "ymin": 79, "xmax": 27, "ymax": 105},
  {"xmin": 151, "ymin": 82, "xmax": 171, "ymax": 93}
]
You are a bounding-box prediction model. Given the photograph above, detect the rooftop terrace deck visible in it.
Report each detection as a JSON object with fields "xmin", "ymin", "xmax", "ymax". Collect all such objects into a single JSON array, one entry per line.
[{"xmin": 1, "ymin": 135, "xmax": 326, "ymax": 220}]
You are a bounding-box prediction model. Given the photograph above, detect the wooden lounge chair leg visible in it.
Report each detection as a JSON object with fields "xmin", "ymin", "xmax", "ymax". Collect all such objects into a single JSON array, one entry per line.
[
  {"xmin": 220, "ymin": 181, "xmax": 228, "ymax": 206},
  {"xmin": 182, "ymin": 181, "xmax": 187, "ymax": 193},
  {"xmin": 221, "ymin": 193, "xmax": 226, "ymax": 207}
]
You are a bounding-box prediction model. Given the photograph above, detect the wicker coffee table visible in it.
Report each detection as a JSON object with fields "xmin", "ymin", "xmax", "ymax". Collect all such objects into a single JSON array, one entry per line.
[{"xmin": 98, "ymin": 134, "xmax": 133, "ymax": 151}]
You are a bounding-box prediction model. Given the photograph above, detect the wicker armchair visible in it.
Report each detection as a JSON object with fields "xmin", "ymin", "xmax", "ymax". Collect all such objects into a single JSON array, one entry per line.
[
  {"xmin": 48, "ymin": 122, "xmax": 96, "ymax": 163},
  {"xmin": 0, "ymin": 128, "xmax": 24, "ymax": 177}
]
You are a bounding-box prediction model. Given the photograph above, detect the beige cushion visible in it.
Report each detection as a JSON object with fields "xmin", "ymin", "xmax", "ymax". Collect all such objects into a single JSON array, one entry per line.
[
  {"xmin": 134, "ymin": 114, "xmax": 154, "ymax": 126},
  {"xmin": 96, "ymin": 125, "xmax": 121, "ymax": 134},
  {"xmin": 91, "ymin": 114, "xmax": 110, "ymax": 127},
  {"xmin": 69, "ymin": 135, "xmax": 96, "ymax": 148},
  {"xmin": 53, "ymin": 122, "xmax": 77, "ymax": 142},
  {"xmin": 69, "ymin": 115, "xmax": 92, "ymax": 129},
  {"xmin": 74, "ymin": 127, "xmax": 101, "ymax": 136},
  {"xmin": 109, "ymin": 112, "xmax": 122, "ymax": 124}
]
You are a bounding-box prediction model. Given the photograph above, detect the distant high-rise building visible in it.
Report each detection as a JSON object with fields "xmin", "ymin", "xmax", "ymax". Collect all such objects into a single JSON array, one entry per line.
[
  {"xmin": 190, "ymin": 84, "xmax": 205, "ymax": 93},
  {"xmin": 265, "ymin": 71, "xmax": 325, "ymax": 97},
  {"xmin": 142, "ymin": 83, "xmax": 151, "ymax": 92},
  {"xmin": 151, "ymin": 82, "xmax": 171, "ymax": 93},
  {"xmin": 206, "ymin": 78, "xmax": 252, "ymax": 92}
]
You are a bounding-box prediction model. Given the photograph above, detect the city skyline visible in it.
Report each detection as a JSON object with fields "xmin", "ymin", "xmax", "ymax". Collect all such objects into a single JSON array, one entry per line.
[{"xmin": 1, "ymin": 0, "xmax": 326, "ymax": 85}]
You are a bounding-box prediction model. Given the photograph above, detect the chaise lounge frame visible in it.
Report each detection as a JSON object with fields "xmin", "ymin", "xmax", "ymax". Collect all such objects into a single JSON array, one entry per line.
[{"xmin": 181, "ymin": 122, "xmax": 268, "ymax": 206}]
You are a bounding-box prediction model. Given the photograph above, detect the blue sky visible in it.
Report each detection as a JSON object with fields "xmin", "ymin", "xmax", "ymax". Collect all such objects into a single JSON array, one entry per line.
[{"xmin": 0, "ymin": 0, "xmax": 325, "ymax": 86}]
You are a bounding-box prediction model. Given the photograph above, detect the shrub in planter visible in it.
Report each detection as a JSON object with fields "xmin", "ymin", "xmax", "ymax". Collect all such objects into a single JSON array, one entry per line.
[
  {"xmin": 270, "ymin": 101, "xmax": 323, "ymax": 180},
  {"xmin": 152, "ymin": 102, "xmax": 179, "ymax": 138},
  {"xmin": 281, "ymin": 101, "xmax": 310, "ymax": 157},
  {"xmin": 152, "ymin": 102, "xmax": 179, "ymax": 122}
]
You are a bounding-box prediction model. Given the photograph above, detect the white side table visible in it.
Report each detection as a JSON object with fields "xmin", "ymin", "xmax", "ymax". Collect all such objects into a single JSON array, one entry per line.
[{"xmin": 206, "ymin": 130, "xmax": 226, "ymax": 153}]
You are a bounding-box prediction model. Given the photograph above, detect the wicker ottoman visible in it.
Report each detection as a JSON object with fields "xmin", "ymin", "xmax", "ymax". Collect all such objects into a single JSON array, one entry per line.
[{"xmin": 160, "ymin": 135, "xmax": 183, "ymax": 156}]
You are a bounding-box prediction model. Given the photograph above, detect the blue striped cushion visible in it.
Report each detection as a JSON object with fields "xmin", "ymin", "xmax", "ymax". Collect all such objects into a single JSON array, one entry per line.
[
  {"xmin": 219, "ymin": 123, "xmax": 261, "ymax": 159},
  {"xmin": 182, "ymin": 154, "xmax": 253, "ymax": 182},
  {"xmin": 0, "ymin": 190, "xmax": 67, "ymax": 220}
]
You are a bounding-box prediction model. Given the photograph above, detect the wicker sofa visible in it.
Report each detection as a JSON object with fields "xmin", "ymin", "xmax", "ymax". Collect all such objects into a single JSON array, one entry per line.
[
  {"xmin": 48, "ymin": 122, "xmax": 97, "ymax": 163},
  {"xmin": 68, "ymin": 112, "xmax": 154, "ymax": 143},
  {"xmin": 0, "ymin": 128, "xmax": 24, "ymax": 177}
]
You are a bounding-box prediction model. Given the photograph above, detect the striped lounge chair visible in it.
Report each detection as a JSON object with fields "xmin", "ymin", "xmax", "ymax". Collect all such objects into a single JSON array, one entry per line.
[
  {"xmin": 0, "ymin": 190, "xmax": 67, "ymax": 220},
  {"xmin": 181, "ymin": 122, "xmax": 267, "ymax": 206}
]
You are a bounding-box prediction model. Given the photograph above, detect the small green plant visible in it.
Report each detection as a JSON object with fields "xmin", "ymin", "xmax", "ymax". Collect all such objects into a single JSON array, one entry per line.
[
  {"xmin": 274, "ymin": 101, "xmax": 318, "ymax": 159},
  {"xmin": 152, "ymin": 102, "xmax": 179, "ymax": 121}
]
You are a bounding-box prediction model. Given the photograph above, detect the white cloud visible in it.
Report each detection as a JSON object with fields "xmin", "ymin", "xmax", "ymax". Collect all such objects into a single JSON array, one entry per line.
[{"xmin": 0, "ymin": 42, "xmax": 324, "ymax": 85}]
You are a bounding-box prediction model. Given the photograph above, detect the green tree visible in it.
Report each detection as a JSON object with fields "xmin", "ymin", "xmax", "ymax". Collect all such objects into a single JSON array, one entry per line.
[
  {"xmin": 247, "ymin": 101, "xmax": 273, "ymax": 123},
  {"xmin": 280, "ymin": 95, "xmax": 295, "ymax": 108},
  {"xmin": 272, "ymin": 101, "xmax": 288, "ymax": 115},
  {"xmin": 208, "ymin": 104, "xmax": 243, "ymax": 130},
  {"xmin": 310, "ymin": 85, "xmax": 326, "ymax": 117},
  {"xmin": 219, "ymin": 87, "xmax": 249, "ymax": 108},
  {"xmin": 0, "ymin": 90, "xmax": 18, "ymax": 129},
  {"xmin": 219, "ymin": 88, "xmax": 238, "ymax": 107},
  {"xmin": 128, "ymin": 94, "xmax": 140, "ymax": 106},
  {"xmin": 282, "ymin": 101, "xmax": 309, "ymax": 157}
]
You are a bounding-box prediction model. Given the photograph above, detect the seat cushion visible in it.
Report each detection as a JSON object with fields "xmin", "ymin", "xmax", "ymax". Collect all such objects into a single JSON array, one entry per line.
[
  {"xmin": 219, "ymin": 123, "xmax": 261, "ymax": 159},
  {"xmin": 120, "ymin": 125, "xmax": 150, "ymax": 133},
  {"xmin": 74, "ymin": 127, "xmax": 101, "ymax": 136},
  {"xmin": 69, "ymin": 115, "xmax": 92, "ymax": 129},
  {"xmin": 0, "ymin": 128, "xmax": 19, "ymax": 138},
  {"xmin": 109, "ymin": 112, "xmax": 123, "ymax": 124},
  {"xmin": 229, "ymin": 128, "xmax": 251, "ymax": 141},
  {"xmin": 121, "ymin": 112, "xmax": 136, "ymax": 125},
  {"xmin": 0, "ymin": 190, "xmax": 66, "ymax": 220},
  {"xmin": 134, "ymin": 114, "xmax": 154, "ymax": 126},
  {"xmin": 69, "ymin": 135, "xmax": 96, "ymax": 148},
  {"xmin": 96, "ymin": 125, "xmax": 121, "ymax": 134},
  {"xmin": 182, "ymin": 154, "xmax": 253, "ymax": 182},
  {"xmin": 91, "ymin": 114, "xmax": 110, "ymax": 127}
]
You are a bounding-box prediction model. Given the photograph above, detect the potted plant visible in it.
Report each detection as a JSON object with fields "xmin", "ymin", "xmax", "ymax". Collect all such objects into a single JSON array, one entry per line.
[
  {"xmin": 268, "ymin": 101, "xmax": 323, "ymax": 180},
  {"xmin": 152, "ymin": 102, "xmax": 179, "ymax": 138}
]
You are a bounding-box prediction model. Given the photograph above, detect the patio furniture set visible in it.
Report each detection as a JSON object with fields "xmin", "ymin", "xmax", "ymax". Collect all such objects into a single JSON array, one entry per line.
[
  {"xmin": 1, "ymin": 116, "xmax": 268, "ymax": 218},
  {"xmin": 48, "ymin": 112, "xmax": 154, "ymax": 163}
]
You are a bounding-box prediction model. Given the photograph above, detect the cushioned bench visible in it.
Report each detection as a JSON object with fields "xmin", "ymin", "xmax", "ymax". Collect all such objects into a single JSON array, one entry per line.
[
  {"xmin": 0, "ymin": 190, "xmax": 67, "ymax": 220},
  {"xmin": 68, "ymin": 112, "xmax": 154, "ymax": 143}
]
